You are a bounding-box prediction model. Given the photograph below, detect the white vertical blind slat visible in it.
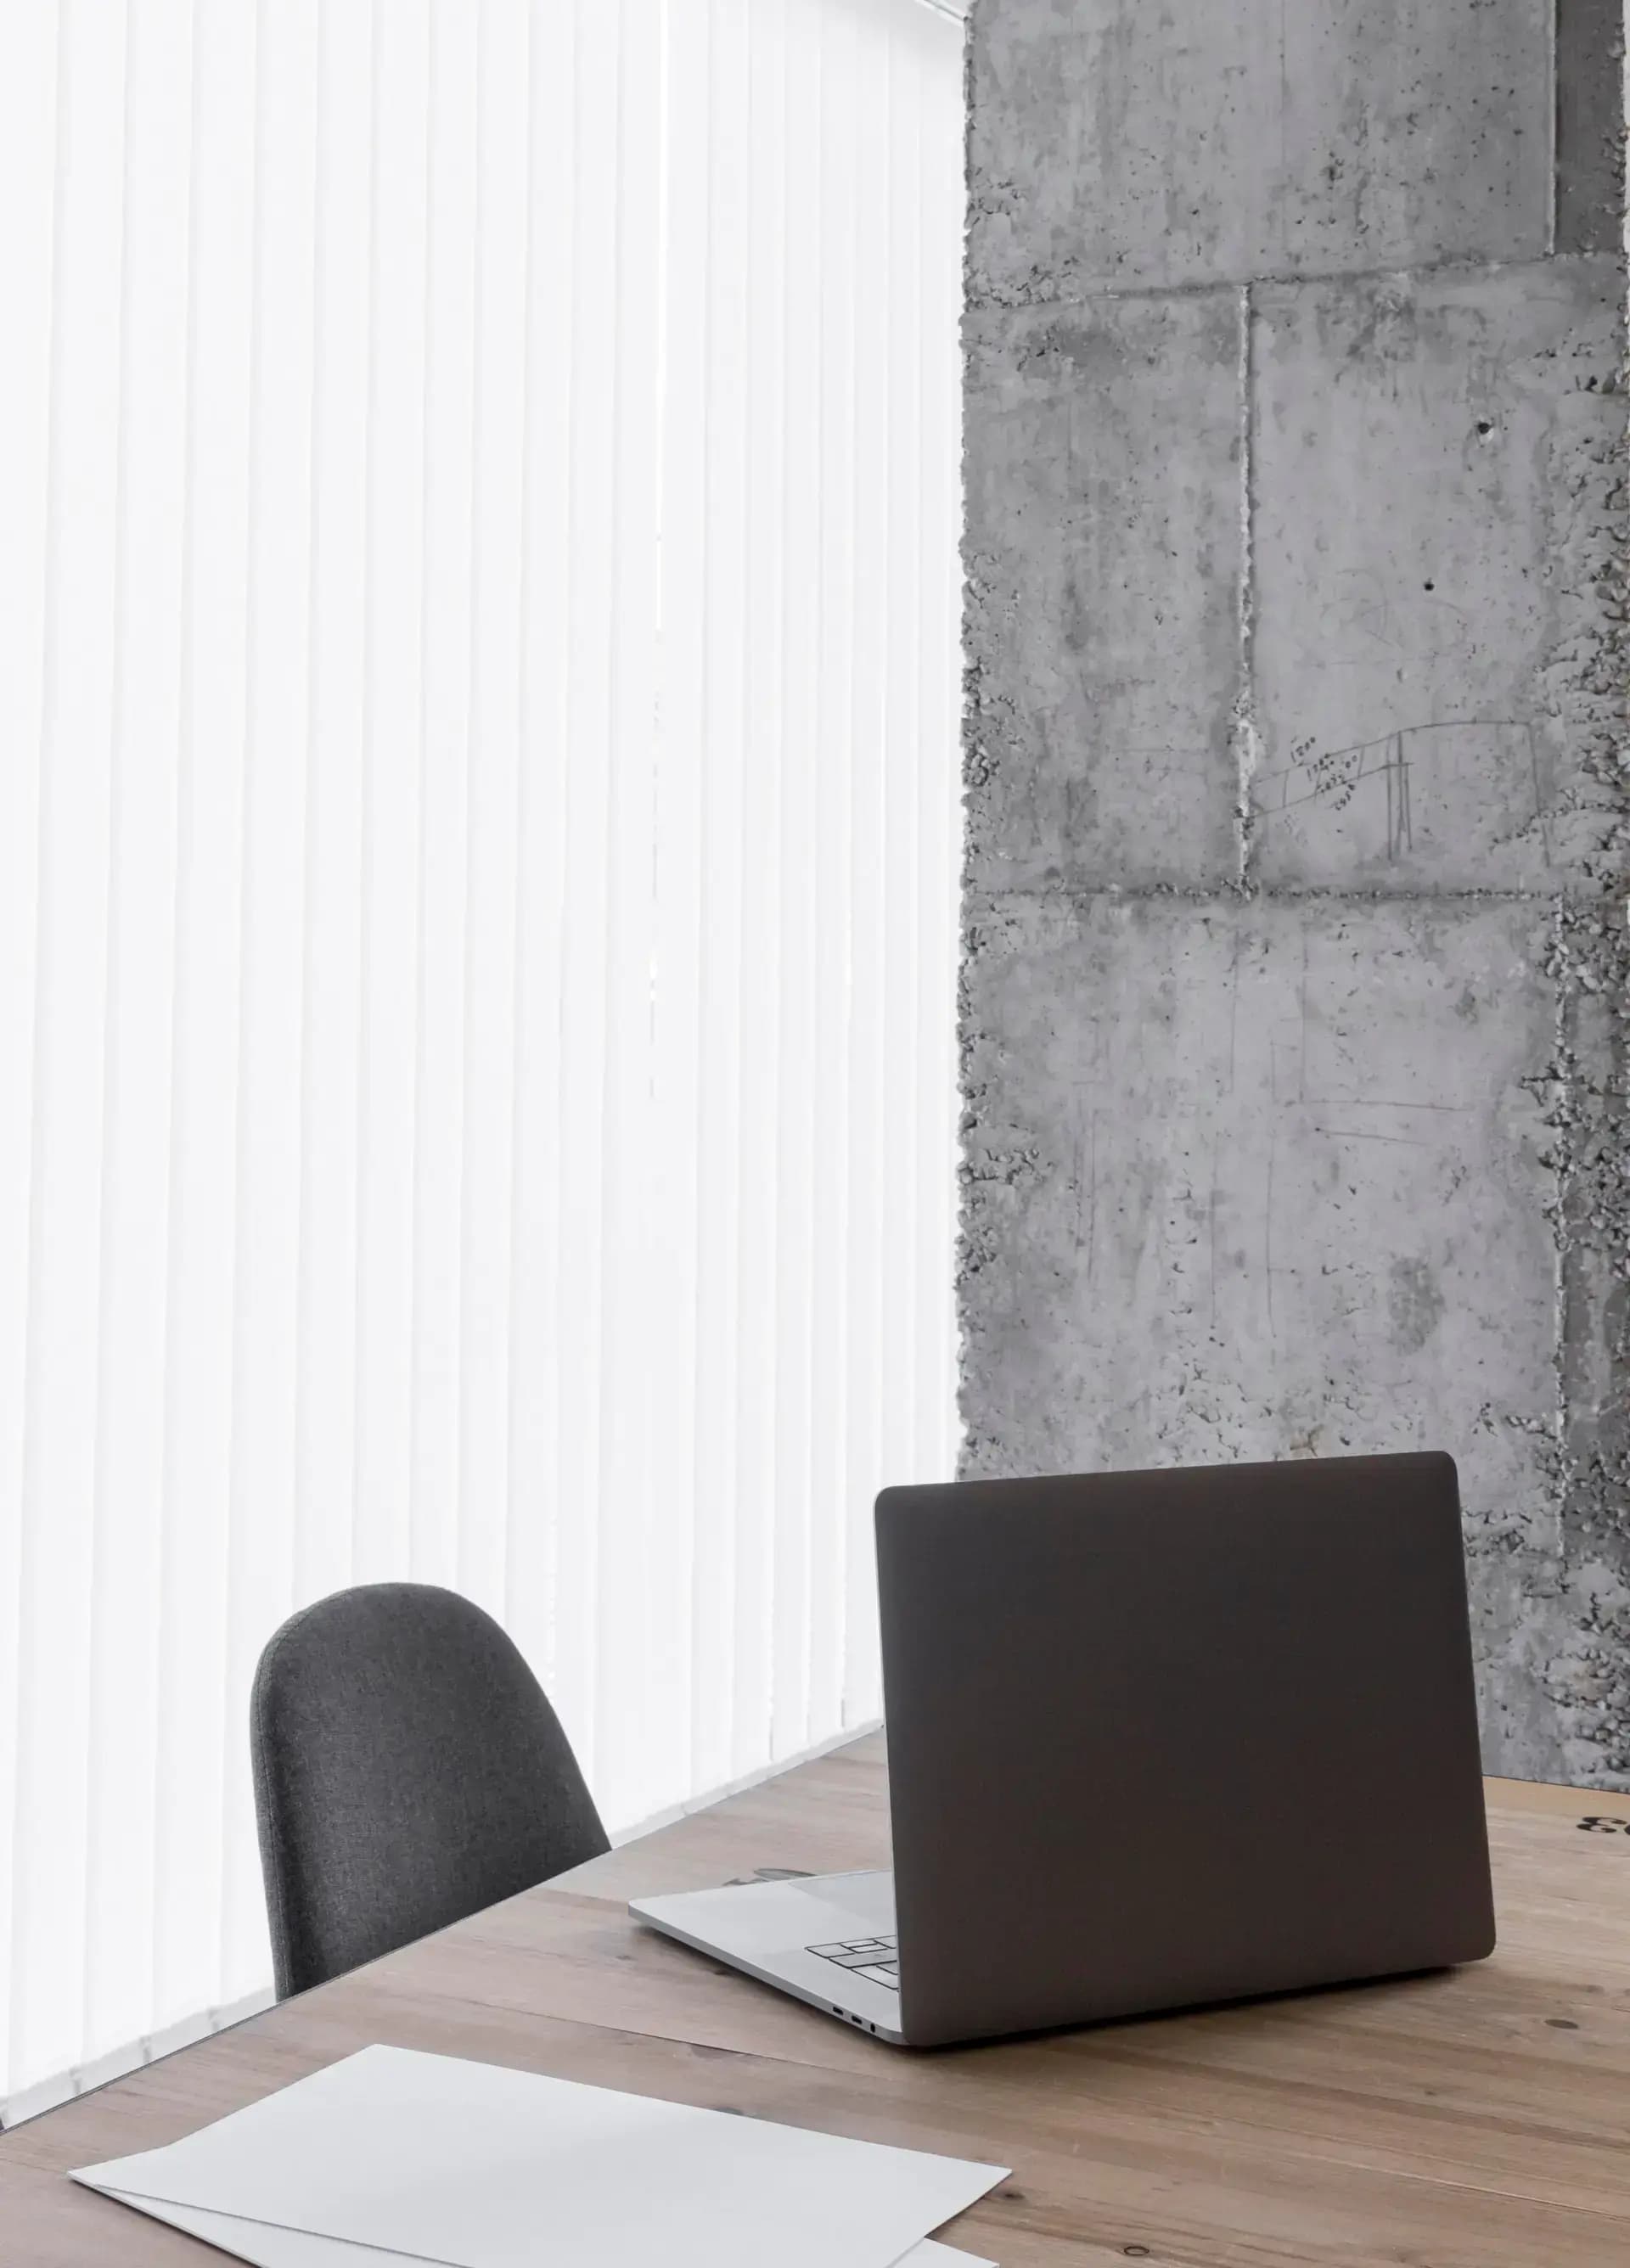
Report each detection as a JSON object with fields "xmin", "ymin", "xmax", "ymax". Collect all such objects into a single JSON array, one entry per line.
[
  {"xmin": 295, "ymin": 0, "xmax": 374, "ymax": 1615},
  {"xmin": 12, "ymin": 0, "xmax": 128, "ymax": 2089},
  {"xmin": 220, "ymin": 0, "xmax": 322, "ymax": 2004},
  {"xmin": 595, "ymin": 0, "xmax": 666, "ymax": 1817},
  {"xmin": 811, "ymin": 0, "xmax": 859, "ymax": 1746},
  {"xmin": 735, "ymin": 0, "xmax": 789, "ymax": 1771},
  {"xmin": 919, "ymin": 14, "xmax": 963, "ymax": 1493},
  {"xmin": 83, "ymin": 0, "xmax": 194, "ymax": 2061},
  {"xmin": 773, "ymin": 0, "xmax": 823, "ymax": 1776},
  {"xmin": 845, "ymin": 9, "xmax": 893, "ymax": 1729},
  {"xmin": 550, "ymin": 0, "xmax": 617, "ymax": 1781},
  {"xmin": 153, "ymin": 0, "xmax": 256, "ymax": 2041},
  {"xmin": 0, "ymin": 0, "xmax": 59, "ymax": 2086},
  {"xmin": 352, "ymin": 0, "xmax": 430, "ymax": 1589},
  {"xmin": 696, "ymin": 0, "xmax": 755, "ymax": 1778},
  {"xmin": 457, "ymin": 0, "xmax": 530, "ymax": 1625},
  {"xmin": 656, "ymin": 0, "xmax": 717, "ymax": 1791},
  {"xmin": 503, "ymin": 0, "xmax": 576, "ymax": 1696},
  {"xmin": 408, "ymin": 0, "xmax": 478, "ymax": 1597},
  {"xmin": 0, "ymin": 0, "xmax": 964, "ymax": 2108}
]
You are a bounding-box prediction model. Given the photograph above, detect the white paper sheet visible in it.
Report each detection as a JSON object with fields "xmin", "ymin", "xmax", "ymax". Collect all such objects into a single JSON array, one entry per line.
[
  {"xmin": 76, "ymin": 2046, "xmax": 1006, "ymax": 2268},
  {"xmin": 105, "ymin": 2193, "xmax": 995, "ymax": 2268}
]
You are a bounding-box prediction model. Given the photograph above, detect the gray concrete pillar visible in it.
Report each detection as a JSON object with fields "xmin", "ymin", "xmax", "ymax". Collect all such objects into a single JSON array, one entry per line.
[{"xmin": 960, "ymin": 0, "xmax": 1628, "ymax": 1780}]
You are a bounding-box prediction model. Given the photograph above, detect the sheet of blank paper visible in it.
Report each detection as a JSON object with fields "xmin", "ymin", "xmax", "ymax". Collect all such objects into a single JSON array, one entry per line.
[
  {"xmin": 99, "ymin": 2198, "xmax": 993, "ymax": 2268},
  {"xmin": 74, "ymin": 2045, "xmax": 1006, "ymax": 2268}
]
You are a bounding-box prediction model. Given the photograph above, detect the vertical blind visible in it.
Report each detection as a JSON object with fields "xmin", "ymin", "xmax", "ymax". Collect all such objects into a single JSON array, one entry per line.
[{"xmin": 0, "ymin": 0, "xmax": 964, "ymax": 2105}]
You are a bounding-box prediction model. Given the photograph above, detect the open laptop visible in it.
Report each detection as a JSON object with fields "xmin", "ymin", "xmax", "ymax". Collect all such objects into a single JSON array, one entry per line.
[{"xmin": 631, "ymin": 1451, "xmax": 1496, "ymax": 2047}]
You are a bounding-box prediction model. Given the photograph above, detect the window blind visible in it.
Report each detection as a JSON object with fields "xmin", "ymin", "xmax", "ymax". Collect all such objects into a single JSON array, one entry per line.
[{"xmin": 0, "ymin": 0, "xmax": 964, "ymax": 2107}]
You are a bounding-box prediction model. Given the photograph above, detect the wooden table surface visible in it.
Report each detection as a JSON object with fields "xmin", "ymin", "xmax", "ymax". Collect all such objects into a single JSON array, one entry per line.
[{"xmin": 3, "ymin": 1732, "xmax": 1629, "ymax": 2265}]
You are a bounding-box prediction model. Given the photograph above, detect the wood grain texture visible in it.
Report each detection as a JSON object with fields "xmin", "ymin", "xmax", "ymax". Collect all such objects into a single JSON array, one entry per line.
[{"xmin": 3, "ymin": 1734, "xmax": 1629, "ymax": 2265}]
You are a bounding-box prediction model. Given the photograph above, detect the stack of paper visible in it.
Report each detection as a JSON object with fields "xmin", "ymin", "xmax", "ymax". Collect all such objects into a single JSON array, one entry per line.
[{"xmin": 75, "ymin": 2045, "xmax": 1006, "ymax": 2268}]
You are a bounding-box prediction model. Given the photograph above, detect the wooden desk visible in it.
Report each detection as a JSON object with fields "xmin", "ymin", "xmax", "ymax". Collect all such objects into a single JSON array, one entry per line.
[{"xmin": 3, "ymin": 1734, "xmax": 1628, "ymax": 2265}]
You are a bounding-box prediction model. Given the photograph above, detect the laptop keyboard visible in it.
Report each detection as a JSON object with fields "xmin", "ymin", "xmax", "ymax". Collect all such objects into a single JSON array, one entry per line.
[{"xmin": 807, "ymin": 1934, "xmax": 900, "ymax": 1990}]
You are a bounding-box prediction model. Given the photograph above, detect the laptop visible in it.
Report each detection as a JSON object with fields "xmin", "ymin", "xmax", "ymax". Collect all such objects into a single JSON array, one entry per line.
[{"xmin": 631, "ymin": 1451, "xmax": 1497, "ymax": 2047}]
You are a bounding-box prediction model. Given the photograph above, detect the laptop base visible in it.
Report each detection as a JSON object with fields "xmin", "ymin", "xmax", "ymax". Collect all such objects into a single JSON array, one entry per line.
[{"xmin": 631, "ymin": 1869, "xmax": 908, "ymax": 2044}]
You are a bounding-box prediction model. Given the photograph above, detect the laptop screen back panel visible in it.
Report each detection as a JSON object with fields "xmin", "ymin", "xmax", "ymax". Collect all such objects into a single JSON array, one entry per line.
[{"xmin": 876, "ymin": 1452, "xmax": 1494, "ymax": 2047}]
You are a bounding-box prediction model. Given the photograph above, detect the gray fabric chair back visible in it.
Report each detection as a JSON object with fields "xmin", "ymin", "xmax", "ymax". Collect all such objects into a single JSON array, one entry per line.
[{"xmin": 251, "ymin": 1582, "xmax": 609, "ymax": 1997}]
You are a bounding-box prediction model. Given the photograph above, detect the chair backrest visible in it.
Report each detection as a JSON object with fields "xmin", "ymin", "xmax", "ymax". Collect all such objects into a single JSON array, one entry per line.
[{"xmin": 250, "ymin": 1582, "xmax": 609, "ymax": 1997}]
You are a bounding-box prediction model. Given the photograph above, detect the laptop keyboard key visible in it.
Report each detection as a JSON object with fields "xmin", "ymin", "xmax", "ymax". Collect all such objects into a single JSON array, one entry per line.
[{"xmin": 807, "ymin": 1933, "xmax": 900, "ymax": 1980}]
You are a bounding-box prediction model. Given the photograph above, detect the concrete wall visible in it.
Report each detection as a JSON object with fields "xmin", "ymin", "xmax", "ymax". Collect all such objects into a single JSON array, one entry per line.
[{"xmin": 960, "ymin": 0, "xmax": 1629, "ymax": 1780}]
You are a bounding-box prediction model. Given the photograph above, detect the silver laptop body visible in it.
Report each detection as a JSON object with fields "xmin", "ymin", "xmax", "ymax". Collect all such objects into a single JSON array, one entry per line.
[
  {"xmin": 631, "ymin": 1865, "xmax": 907, "ymax": 2042},
  {"xmin": 630, "ymin": 1454, "xmax": 1496, "ymax": 2049}
]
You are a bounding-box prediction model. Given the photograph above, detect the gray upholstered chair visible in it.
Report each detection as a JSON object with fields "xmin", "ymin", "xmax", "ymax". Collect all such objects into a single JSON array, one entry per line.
[{"xmin": 250, "ymin": 1582, "xmax": 608, "ymax": 1997}]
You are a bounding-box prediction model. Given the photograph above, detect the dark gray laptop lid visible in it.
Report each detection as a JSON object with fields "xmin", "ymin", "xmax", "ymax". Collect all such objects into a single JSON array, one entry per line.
[{"xmin": 875, "ymin": 1451, "xmax": 1494, "ymax": 2046}]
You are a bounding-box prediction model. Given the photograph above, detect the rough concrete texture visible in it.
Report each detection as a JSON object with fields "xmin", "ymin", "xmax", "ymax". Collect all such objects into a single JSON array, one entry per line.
[
  {"xmin": 1555, "ymin": 0, "xmax": 1629, "ymax": 252},
  {"xmin": 961, "ymin": 0, "xmax": 1630, "ymax": 1781},
  {"xmin": 968, "ymin": 0, "xmax": 1554, "ymax": 304},
  {"xmin": 964, "ymin": 290, "xmax": 1245, "ymax": 892},
  {"xmin": 1251, "ymin": 259, "xmax": 1627, "ymax": 895}
]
